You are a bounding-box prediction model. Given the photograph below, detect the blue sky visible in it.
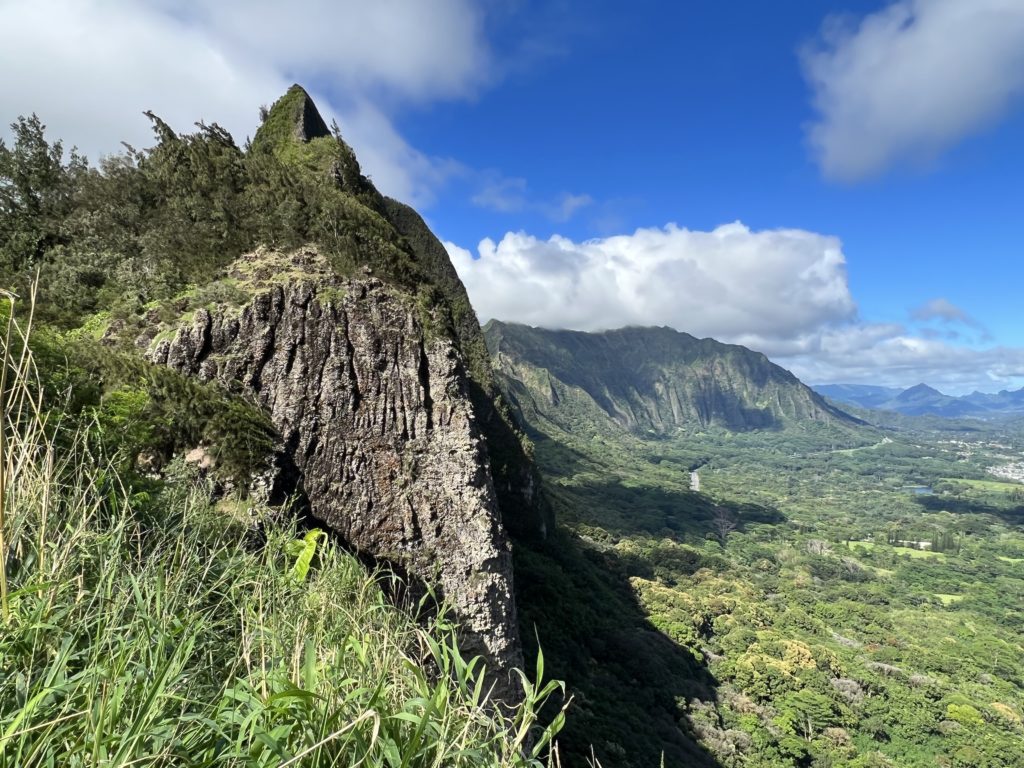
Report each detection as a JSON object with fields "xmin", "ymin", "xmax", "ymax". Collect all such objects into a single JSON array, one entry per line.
[
  {"xmin": 2, "ymin": 0, "xmax": 1023, "ymax": 392},
  {"xmin": 422, "ymin": 1, "xmax": 1023, "ymax": 330}
]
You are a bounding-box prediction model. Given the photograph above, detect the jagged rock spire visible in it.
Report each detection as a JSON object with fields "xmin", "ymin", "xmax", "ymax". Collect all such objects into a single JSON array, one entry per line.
[
  {"xmin": 292, "ymin": 85, "xmax": 331, "ymax": 142},
  {"xmin": 253, "ymin": 84, "xmax": 333, "ymax": 150}
]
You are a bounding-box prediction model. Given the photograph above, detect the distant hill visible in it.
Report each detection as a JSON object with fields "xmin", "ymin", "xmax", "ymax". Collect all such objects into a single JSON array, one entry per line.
[
  {"xmin": 484, "ymin": 321, "xmax": 860, "ymax": 435},
  {"xmin": 816, "ymin": 382, "xmax": 1024, "ymax": 419},
  {"xmin": 814, "ymin": 383, "xmax": 904, "ymax": 409}
]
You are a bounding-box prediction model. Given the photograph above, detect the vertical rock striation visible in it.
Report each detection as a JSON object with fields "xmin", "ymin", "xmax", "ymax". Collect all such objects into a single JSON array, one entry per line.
[{"xmin": 485, "ymin": 321, "xmax": 860, "ymax": 435}]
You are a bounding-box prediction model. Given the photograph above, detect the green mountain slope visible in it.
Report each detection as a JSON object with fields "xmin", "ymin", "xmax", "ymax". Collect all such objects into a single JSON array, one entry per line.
[{"xmin": 485, "ymin": 321, "xmax": 858, "ymax": 436}]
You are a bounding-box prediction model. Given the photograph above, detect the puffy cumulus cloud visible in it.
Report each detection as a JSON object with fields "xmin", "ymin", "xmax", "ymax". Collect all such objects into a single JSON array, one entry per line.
[
  {"xmin": 803, "ymin": 0, "xmax": 1024, "ymax": 181},
  {"xmin": 446, "ymin": 222, "xmax": 856, "ymax": 346},
  {"xmin": 0, "ymin": 0, "xmax": 486, "ymax": 205}
]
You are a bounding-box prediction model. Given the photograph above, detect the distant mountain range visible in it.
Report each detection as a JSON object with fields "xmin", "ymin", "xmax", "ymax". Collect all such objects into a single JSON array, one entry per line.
[
  {"xmin": 815, "ymin": 382, "xmax": 1024, "ymax": 419},
  {"xmin": 485, "ymin": 321, "xmax": 860, "ymax": 435}
]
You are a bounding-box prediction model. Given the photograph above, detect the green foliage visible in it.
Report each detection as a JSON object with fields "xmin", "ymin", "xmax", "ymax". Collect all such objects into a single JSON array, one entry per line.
[
  {"xmin": 35, "ymin": 335, "xmax": 278, "ymax": 486},
  {"xmin": 95, "ymin": 385, "xmax": 152, "ymax": 447},
  {"xmin": 0, "ymin": 97, "xmax": 459, "ymax": 346},
  {"xmin": 286, "ymin": 528, "xmax": 323, "ymax": 583},
  {"xmin": 0, "ymin": 323, "xmax": 567, "ymax": 767},
  {"xmin": 0, "ymin": 114, "xmax": 86, "ymax": 279},
  {"xmin": 946, "ymin": 703, "xmax": 985, "ymax": 727},
  {"xmin": 775, "ymin": 689, "xmax": 842, "ymax": 740},
  {"xmin": 0, "ymin": 90, "xmax": 539, "ymax": 550}
]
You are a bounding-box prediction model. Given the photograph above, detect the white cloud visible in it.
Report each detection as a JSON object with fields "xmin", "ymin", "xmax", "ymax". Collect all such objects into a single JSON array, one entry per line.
[
  {"xmin": 788, "ymin": 327, "xmax": 1024, "ymax": 395},
  {"xmin": 911, "ymin": 298, "xmax": 975, "ymax": 325},
  {"xmin": 181, "ymin": 0, "xmax": 490, "ymax": 102},
  {"xmin": 471, "ymin": 174, "xmax": 593, "ymax": 222},
  {"xmin": 472, "ymin": 176, "xmax": 530, "ymax": 213},
  {"xmin": 907, "ymin": 297, "xmax": 993, "ymax": 346},
  {"xmin": 803, "ymin": 0, "xmax": 1024, "ymax": 180},
  {"xmin": 545, "ymin": 193, "xmax": 594, "ymax": 223},
  {"xmin": 0, "ymin": 0, "xmax": 485, "ymax": 206},
  {"xmin": 447, "ymin": 222, "xmax": 856, "ymax": 346}
]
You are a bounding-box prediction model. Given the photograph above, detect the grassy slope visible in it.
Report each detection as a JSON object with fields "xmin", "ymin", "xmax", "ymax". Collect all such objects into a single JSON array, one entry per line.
[{"xmin": 0, "ymin": 306, "xmax": 564, "ymax": 767}]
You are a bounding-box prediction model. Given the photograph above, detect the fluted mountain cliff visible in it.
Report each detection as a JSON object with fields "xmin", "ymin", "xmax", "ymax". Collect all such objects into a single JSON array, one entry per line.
[{"xmin": 485, "ymin": 321, "xmax": 858, "ymax": 436}]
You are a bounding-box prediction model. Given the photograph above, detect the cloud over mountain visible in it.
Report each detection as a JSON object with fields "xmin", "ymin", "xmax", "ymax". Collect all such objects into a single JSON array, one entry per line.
[
  {"xmin": 786, "ymin": 330, "xmax": 1024, "ymax": 393},
  {"xmin": 447, "ymin": 222, "xmax": 856, "ymax": 345},
  {"xmin": 449, "ymin": 224, "xmax": 1024, "ymax": 394}
]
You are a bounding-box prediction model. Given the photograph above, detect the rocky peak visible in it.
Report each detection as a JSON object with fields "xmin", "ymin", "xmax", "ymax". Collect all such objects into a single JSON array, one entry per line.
[
  {"xmin": 255, "ymin": 84, "xmax": 332, "ymax": 147},
  {"xmin": 295, "ymin": 86, "xmax": 332, "ymax": 142},
  {"xmin": 138, "ymin": 86, "xmax": 550, "ymax": 699}
]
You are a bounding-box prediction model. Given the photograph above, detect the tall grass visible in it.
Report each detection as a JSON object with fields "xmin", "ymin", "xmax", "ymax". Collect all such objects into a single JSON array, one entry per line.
[{"xmin": 0, "ymin": 294, "xmax": 566, "ymax": 767}]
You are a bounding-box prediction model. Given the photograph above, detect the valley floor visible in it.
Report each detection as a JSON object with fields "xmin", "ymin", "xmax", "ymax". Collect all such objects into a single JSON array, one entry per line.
[{"xmin": 517, "ymin": 417, "xmax": 1024, "ymax": 767}]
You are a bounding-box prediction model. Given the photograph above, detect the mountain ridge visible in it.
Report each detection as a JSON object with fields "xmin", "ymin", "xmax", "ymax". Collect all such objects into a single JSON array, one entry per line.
[
  {"xmin": 816, "ymin": 381, "xmax": 1024, "ymax": 418},
  {"xmin": 485, "ymin": 320, "xmax": 860, "ymax": 436}
]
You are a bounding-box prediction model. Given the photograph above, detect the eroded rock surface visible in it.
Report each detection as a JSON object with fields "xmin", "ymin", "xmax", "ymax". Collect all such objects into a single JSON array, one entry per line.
[{"xmin": 149, "ymin": 250, "xmax": 523, "ymax": 693}]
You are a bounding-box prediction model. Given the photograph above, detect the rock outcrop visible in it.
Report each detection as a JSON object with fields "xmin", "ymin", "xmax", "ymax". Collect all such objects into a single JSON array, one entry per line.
[
  {"xmin": 132, "ymin": 85, "xmax": 552, "ymax": 699},
  {"xmin": 247, "ymin": 85, "xmax": 550, "ymax": 543},
  {"xmin": 377, "ymin": 197, "xmax": 550, "ymax": 542},
  {"xmin": 150, "ymin": 249, "xmax": 522, "ymax": 694}
]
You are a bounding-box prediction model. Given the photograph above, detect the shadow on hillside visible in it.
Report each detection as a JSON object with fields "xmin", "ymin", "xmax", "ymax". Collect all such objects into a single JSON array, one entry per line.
[
  {"xmin": 510, "ymin": 433, "xmax": 795, "ymax": 766},
  {"xmin": 913, "ymin": 492, "xmax": 1024, "ymax": 527},
  {"xmin": 514, "ymin": 529, "xmax": 723, "ymax": 768},
  {"xmin": 546, "ymin": 469, "xmax": 786, "ymax": 545}
]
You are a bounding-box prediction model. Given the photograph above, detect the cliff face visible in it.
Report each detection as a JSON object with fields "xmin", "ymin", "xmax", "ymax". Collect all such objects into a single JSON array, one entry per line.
[
  {"xmin": 247, "ymin": 84, "xmax": 549, "ymax": 543},
  {"xmin": 131, "ymin": 85, "xmax": 547, "ymax": 697},
  {"xmin": 485, "ymin": 321, "xmax": 859, "ymax": 435},
  {"xmin": 150, "ymin": 250, "xmax": 522, "ymax": 686},
  {"xmin": 377, "ymin": 197, "xmax": 550, "ymax": 541}
]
